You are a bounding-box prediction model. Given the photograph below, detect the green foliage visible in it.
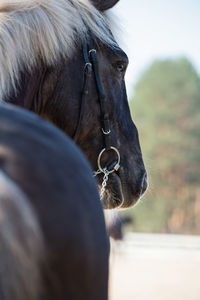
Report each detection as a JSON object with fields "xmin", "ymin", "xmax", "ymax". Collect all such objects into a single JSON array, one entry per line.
[{"xmin": 127, "ymin": 57, "xmax": 200, "ymax": 234}]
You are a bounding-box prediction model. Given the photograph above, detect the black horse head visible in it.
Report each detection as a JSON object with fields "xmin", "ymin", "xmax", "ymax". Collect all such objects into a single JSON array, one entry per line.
[{"xmin": 2, "ymin": 0, "xmax": 148, "ymax": 209}]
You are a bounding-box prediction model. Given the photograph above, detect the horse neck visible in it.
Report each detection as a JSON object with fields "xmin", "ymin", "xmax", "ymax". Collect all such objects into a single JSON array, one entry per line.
[
  {"xmin": 5, "ymin": 70, "xmax": 38, "ymax": 112},
  {"xmin": 4, "ymin": 66, "xmax": 56, "ymax": 114}
]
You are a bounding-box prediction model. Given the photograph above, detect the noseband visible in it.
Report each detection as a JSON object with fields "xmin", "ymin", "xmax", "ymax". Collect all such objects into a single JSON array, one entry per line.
[{"xmin": 73, "ymin": 36, "xmax": 120, "ymax": 201}]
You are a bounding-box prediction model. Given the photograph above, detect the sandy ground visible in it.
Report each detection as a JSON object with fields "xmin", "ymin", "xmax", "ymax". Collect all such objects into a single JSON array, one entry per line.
[{"xmin": 109, "ymin": 233, "xmax": 200, "ymax": 300}]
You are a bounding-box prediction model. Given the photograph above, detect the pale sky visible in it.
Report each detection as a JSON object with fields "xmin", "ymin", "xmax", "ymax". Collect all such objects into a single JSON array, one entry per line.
[{"xmin": 112, "ymin": 0, "xmax": 200, "ymax": 97}]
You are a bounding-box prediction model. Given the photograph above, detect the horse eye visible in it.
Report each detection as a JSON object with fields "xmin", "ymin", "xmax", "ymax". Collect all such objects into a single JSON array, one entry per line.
[{"xmin": 115, "ymin": 62, "xmax": 126, "ymax": 74}]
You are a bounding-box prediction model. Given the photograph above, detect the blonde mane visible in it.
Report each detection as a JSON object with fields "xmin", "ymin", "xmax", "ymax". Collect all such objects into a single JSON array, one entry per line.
[{"xmin": 0, "ymin": 0, "xmax": 115, "ymax": 99}]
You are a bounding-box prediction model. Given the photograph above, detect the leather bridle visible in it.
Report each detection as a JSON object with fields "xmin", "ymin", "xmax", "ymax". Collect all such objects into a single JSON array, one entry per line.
[{"xmin": 73, "ymin": 35, "xmax": 120, "ymax": 200}]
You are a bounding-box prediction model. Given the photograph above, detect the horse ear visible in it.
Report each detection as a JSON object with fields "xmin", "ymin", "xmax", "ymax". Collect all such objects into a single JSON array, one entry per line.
[{"xmin": 91, "ymin": 0, "xmax": 119, "ymax": 11}]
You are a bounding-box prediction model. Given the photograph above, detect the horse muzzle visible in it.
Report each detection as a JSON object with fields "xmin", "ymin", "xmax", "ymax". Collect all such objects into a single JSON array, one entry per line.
[{"xmin": 102, "ymin": 167, "xmax": 148, "ymax": 209}]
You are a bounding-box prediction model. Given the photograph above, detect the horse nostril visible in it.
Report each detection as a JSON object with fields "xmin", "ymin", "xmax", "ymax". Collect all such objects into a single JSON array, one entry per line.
[{"xmin": 140, "ymin": 172, "xmax": 148, "ymax": 197}]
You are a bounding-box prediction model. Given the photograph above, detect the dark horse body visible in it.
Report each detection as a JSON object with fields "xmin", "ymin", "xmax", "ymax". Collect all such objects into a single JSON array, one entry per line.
[
  {"xmin": 1, "ymin": 0, "xmax": 147, "ymax": 209},
  {"xmin": 0, "ymin": 103, "xmax": 109, "ymax": 300}
]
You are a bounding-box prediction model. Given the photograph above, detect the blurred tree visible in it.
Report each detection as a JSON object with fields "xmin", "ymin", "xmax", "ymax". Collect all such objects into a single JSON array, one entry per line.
[{"xmin": 128, "ymin": 57, "xmax": 200, "ymax": 234}]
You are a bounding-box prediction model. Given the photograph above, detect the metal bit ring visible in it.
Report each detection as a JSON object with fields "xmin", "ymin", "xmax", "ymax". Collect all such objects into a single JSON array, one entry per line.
[{"xmin": 97, "ymin": 146, "xmax": 120, "ymax": 174}]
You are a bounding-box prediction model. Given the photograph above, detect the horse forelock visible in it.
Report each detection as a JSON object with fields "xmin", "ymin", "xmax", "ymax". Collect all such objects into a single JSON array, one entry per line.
[{"xmin": 0, "ymin": 0, "xmax": 116, "ymax": 99}]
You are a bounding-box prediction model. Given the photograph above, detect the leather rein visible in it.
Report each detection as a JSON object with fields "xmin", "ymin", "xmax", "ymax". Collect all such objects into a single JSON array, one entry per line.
[{"xmin": 73, "ymin": 36, "xmax": 120, "ymax": 200}]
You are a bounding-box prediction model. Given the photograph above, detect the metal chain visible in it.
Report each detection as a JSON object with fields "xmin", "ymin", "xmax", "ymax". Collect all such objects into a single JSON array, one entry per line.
[
  {"xmin": 94, "ymin": 168, "xmax": 110, "ymax": 201},
  {"xmin": 100, "ymin": 170, "xmax": 109, "ymax": 201},
  {"xmin": 93, "ymin": 146, "xmax": 120, "ymax": 201}
]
